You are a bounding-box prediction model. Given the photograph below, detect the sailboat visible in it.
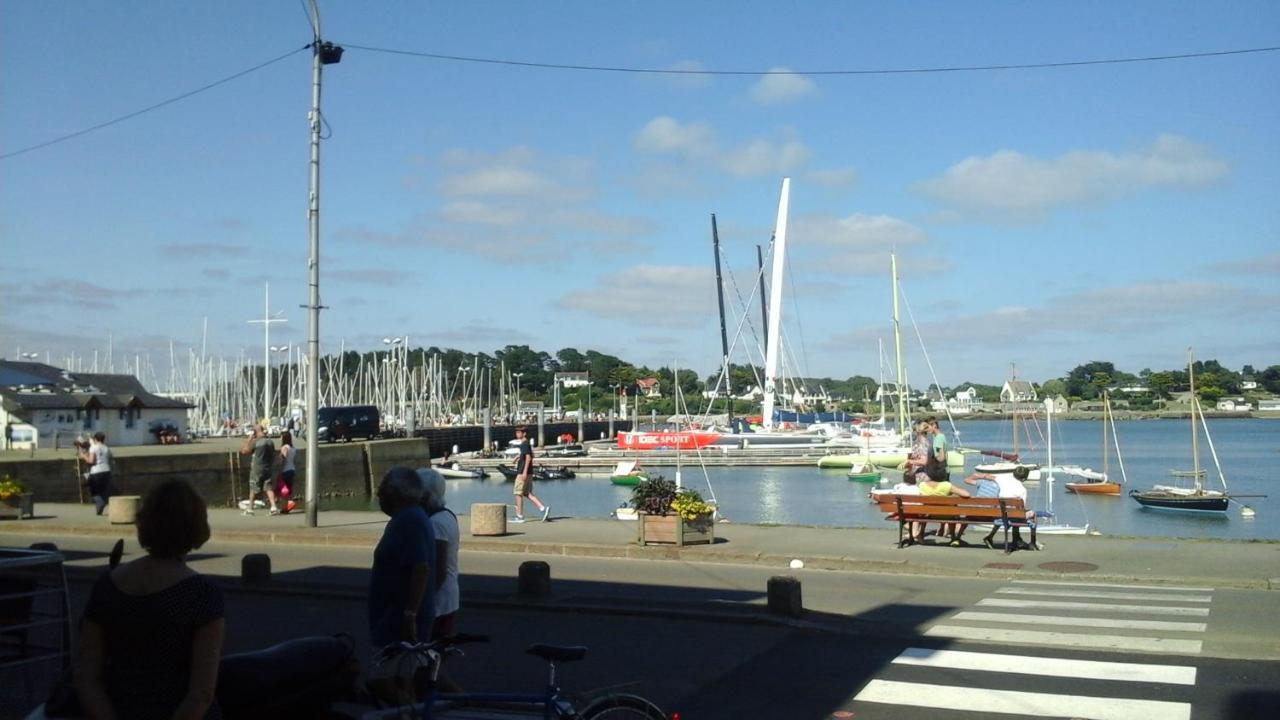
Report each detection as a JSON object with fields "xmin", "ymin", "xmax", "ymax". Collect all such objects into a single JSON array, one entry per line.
[
  {"xmin": 1129, "ymin": 350, "xmax": 1231, "ymax": 513},
  {"xmin": 975, "ymin": 365, "xmax": 1042, "ymax": 481},
  {"xmin": 819, "ymin": 253, "xmax": 964, "ymax": 470},
  {"xmin": 1064, "ymin": 391, "xmax": 1125, "ymax": 495},
  {"xmin": 1035, "ymin": 398, "xmax": 1090, "ymax": 534}
]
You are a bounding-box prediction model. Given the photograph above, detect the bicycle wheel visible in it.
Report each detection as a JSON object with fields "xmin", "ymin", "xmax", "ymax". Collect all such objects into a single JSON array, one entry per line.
[{"xmin": 578, "ymin": 693, "xmax": 667, "ymax": 719}]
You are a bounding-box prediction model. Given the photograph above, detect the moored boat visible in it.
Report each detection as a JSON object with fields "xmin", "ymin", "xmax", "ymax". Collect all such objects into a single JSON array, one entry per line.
[
  {"xmin": 1130, "ymin": 350, "xmax": 1235, "ymax": 515},
  {"xmin": 846, "ymin": 463, "xmax": 882, "ymax": 483}
]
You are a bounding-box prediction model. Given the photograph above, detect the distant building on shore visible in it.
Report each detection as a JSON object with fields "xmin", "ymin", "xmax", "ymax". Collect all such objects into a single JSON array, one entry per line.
[{"xmin": 0, "ymin": 360, "xmax": 192, "ymax": 447}]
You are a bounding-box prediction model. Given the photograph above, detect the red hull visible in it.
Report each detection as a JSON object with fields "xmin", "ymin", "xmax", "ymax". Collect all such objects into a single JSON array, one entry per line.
[{"xmin": 616, "ymin": 431, "xmax": 721, "ymax": 450}]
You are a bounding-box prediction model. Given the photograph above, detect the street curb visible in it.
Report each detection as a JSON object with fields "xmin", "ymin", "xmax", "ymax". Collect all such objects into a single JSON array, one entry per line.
[{"xmin": 10, "ymin": 521, "xmax": 1275, "ymax": 590}]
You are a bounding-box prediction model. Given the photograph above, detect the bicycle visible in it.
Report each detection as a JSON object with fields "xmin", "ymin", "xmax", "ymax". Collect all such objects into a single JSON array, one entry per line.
[{"xmin": 360, "ymin": 633, "xmax": 668, "ymax": 720}]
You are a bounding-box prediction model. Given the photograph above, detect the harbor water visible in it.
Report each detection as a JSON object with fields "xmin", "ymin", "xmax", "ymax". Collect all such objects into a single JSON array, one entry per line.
[{"xmin": 333, "ymin": 419, "xmax": 1278, "ymax": 540}]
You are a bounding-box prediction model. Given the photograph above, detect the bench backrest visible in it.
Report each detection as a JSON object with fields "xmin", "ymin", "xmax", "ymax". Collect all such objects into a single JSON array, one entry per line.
[{"xmin": 876, "ymin": 494, "xmax": 1025, "ymax": 520}]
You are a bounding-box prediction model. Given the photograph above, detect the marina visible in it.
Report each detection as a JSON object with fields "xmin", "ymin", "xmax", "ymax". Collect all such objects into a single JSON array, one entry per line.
[{"xmin": 349, "ymin": 418, "xmax": 1280, "ymax": 541}]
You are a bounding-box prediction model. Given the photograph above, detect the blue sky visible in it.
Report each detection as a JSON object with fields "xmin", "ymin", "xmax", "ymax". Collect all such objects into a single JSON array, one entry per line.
[{"xmin": 2, "ymin": 1, "xmax": 1278, "ymax": 387}]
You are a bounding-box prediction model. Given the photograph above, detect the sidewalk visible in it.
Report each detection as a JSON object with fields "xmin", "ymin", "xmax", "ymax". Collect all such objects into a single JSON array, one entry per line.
[{"xmin": 4, "ymin": 503, "xmax": 1278, "ymax": 590}]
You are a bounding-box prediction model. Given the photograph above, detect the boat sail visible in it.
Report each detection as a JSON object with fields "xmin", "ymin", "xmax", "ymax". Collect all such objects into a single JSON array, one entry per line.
[
  {"xmin": 1064, "ymin": 391, "xmax": 1125, "ymax": 495},
  {"xmin": 1129, "ymin": 350, "xmax": 1231, "ymax": 513}
]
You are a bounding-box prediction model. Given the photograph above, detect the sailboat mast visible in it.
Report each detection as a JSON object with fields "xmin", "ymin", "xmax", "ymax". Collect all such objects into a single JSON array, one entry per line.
[
  {"xmin": 1102, "ymin": 391, "xmax": 1111, "ymax": 480},
  {"xmin": 1188, "ymin": 348, "xmax": 1201, "ymax": 491},
  {"xmin": 891, "ymin": 252, "xmax": 906, "ymax": 436},
  {"xmin": 761, "ymin": 177, "xmax": 791, "ymax": 432},
  {"xmin": 711, "ymin": 214, "xmax": 732, "ymax": 425},
  {"xmin": 756, "ymin": 244, "xmax": 769, "ymax": 359}
]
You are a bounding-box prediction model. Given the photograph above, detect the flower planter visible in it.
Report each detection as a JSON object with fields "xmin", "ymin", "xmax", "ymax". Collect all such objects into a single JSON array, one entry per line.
[
  {"xmin": 0, "ymin": 493, "xmax": 34, "ymax": 520},
  {"xmin": 637, "ymin": 512, "xmax": 715, "ymax": 546}
]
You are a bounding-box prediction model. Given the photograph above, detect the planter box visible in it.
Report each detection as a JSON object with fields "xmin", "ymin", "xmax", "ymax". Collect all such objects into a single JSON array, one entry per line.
[
  {"xmin": 638, "ymin": 512, "xmax": 715, "ymax": 546},
  {"xmin": 0, "ymin": 493, "xmax": 34, "ymax": 520}
]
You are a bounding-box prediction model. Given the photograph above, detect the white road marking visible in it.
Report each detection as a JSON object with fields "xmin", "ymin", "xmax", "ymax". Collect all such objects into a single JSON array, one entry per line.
[
  {"xmin": 855, "ymin": 679, "xmax": 1190, "ymax": 720},
  {"xmin": 997, "ymin": 587, "xmax": 1212, "ymax": 603},
  {"xmin": 925, "ymin": 625, "xmax": 1203, "ymax": 654},
  {"xmin": 1011, "ymin": 579, "xmax": 1213, "ymax": 592},
  {"xmin": 892, "ymin": 647, "xmax": 1197, "ymax": 685},
  {"xmin": 951, "ymin": 611, "xmax": 1207, "ymax": 632},
  {"xmin": 977, "ymin": 598, "xmax": 1210, "ymax": 616}
]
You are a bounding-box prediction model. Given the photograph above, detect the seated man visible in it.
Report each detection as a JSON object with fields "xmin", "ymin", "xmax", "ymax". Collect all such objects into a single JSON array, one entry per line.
[
  {"xmin": 963, "ymin": 467, "xmax": 1037, "ymax": 549},
  {"xmin": 892, "ymin": 471, "xmax": 926, "ymax": 544}
]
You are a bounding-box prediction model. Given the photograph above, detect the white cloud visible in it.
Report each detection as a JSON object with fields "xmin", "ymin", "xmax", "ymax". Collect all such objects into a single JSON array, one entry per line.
[
  {"xmin": 634, "ymin": 117, "xmax": 818, "ymax": 179},
  {"xmin": 792, "ymin": 214, "xmax": 940, "ymax": 275},
  {"xmin": 721, "ymin": 137, "xmax": 811, "ymax": 177},
  {"xmin": 1209, "ymin": 252, "xmax": 1280, "ymax": 276},
  {"xmin": 805, "ymin": 167, "xmax": 859, "ymax": 188},
  {"xmin": 441, "ymin": 167, "xmax": 558, "ymax": 198},
  {"xmin": 557, "ymin": 265, "xmax": 716, "ymax": 328},
  {"xmin": 664, "ymin": 60, "xmax": 712, "ymax": 89},
  {"xmin": 749, "ymin": 68, "xmax": 817, "ymax": 105},
  {"xmin": 634, "ymin": 116, "xmax": 715, "ymax": 158},
  {"xmin": 917, "ymin": 134, "xmax": 1229, "ymax": 221}
]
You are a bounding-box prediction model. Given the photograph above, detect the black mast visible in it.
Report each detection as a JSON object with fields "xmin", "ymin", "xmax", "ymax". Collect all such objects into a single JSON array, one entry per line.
[
  {"xmin": 711, "ymin": 214, "xmax": 732, "ymax": 424},
  {"xmin": 756, "ymin": 242, "xmax": 770, "ymax": 344}
]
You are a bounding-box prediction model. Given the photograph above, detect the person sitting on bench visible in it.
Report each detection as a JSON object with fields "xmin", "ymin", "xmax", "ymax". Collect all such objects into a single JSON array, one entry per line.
[
  {"xmin": 964, "ymin": 466, "xmax": 1036, "ymax": 550},
  {"xmin": 918, "ymin": 466, "xmax": 971, "ymax": 547}
]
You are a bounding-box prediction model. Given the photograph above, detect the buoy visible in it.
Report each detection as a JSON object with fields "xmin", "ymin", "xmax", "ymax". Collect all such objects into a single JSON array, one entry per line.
[{"xmin": 789, "ymin": 559, "xmax": 804, "ymax": 569}]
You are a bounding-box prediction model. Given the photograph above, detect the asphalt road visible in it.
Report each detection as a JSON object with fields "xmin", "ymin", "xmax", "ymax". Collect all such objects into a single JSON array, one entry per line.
[{"xmin": 6, "ymin": 532, "xmax": 1280, "ymax": 719}]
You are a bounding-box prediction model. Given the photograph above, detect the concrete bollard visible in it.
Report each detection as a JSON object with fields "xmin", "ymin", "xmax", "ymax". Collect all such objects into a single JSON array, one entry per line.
[
  {"xmin": 517, "ymin": 560, "xmax": 551, "ymax": 600},
  {"xmin": 242, "ymin": 553, "xmax": 272, "ymax": 584},
  {"xmin": 108, "ymin": 495, "xmax": 142, "ymax": 525},
  {"xmin": 470, "ymin": 503, "xmax": 508, "ymax": 536},
  {"xmin": 767, "ymin": 575, "xmax": 803, "ymax": 617}
]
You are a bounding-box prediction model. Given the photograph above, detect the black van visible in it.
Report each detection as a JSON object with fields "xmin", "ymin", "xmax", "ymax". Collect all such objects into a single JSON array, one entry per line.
[{"xmin": 317, "ymin": 405, "xmax": 380, "ymax": 443}]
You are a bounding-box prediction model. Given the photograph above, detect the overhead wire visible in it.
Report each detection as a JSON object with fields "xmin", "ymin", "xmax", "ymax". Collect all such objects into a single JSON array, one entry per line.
[
  {"xmin": 1, "ymin": 45, "xmax": 310, "ymax": 161},
  {"xmin": 339, "ymin": 42, "xmax": 1280, "ymax": 75}
]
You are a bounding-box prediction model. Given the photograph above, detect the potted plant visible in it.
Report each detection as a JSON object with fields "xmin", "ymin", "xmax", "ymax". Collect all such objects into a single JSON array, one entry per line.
[
  {"xmin": 0, "ymin": 475, "xmax": 33, "ymax": 520},
  {"xmin": 632, "ymin": 477, "xmax": 715, "ymax": 546}
]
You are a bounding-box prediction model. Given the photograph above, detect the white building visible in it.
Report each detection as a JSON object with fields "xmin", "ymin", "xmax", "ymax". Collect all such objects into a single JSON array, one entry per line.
[{"xmin": 1, "ymin": 360, "xmax": 193, "ymax": 447}]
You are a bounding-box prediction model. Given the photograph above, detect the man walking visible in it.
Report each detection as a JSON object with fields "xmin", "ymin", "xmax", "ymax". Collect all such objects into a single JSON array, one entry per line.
[
  {"xmin": 239, "ymin": 424, "xmax": 277, "ymax": 515},
  {"xmin": 511, "ymin": 426, "xmax": 549, "ymax": 523}
]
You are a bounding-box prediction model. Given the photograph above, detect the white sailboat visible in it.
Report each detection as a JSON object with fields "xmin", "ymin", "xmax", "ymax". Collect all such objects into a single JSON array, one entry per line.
[{"xmin": 1036, "ymin": 398, "xmax": 1090, "ymax": 534}]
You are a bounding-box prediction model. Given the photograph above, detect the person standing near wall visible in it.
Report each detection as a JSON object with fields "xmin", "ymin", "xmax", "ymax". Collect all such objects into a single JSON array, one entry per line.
[
  {"xmin": 78, "ymin": 432, "xmax": 113, "ymax": 515},
  {"xmin": 4, "ymin": 422, "xmax": 12, "ymax": 450},
  {"xmin": 238, "ymin": 424, "xmax": 276, "ymax": 516}
]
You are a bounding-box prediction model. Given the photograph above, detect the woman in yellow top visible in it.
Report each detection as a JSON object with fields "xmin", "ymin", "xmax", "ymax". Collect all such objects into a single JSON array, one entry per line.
[{"xmin": 918, "ymin": 472, "xmax": 971, "ymax": 546}]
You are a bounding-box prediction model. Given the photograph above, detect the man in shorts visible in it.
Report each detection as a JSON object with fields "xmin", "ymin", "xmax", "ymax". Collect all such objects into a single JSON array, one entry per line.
[
  {"xmin": 238, "ymin": 423, "xmax": 276, "ymax": 516},
  {"xmin": 511, "ymin": 426, "xmax": 549, "ymax": 523}
]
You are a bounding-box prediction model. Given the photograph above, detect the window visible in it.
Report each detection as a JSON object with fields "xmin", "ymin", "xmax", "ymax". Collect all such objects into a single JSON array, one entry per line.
[{"xmin": 126, "ymin": 407, "xmax": 136, "ymax": 429}]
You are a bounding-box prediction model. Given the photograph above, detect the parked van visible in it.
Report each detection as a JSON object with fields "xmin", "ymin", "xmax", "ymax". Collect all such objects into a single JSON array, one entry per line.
[{"xmin": 317, "ymin": 405, "xmax": 380, "ymax": 443}]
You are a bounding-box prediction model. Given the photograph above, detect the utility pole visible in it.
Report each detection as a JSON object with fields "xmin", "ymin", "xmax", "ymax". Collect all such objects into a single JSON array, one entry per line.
[{"xmin": 303, "ymin": 0, "xmax": 342, "ymax": 528}]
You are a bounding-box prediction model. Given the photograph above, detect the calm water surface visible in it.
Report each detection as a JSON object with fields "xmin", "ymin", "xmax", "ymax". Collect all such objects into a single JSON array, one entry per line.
[{"xmin": 333, "ymin": 419, "xmax": 1279, "ymax": 540}]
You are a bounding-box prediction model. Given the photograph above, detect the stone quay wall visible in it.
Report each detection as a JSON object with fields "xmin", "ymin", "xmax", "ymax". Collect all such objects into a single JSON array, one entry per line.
[{"xmin": 2, "ymin": 438, "xmax": 430, "ymax": 509}]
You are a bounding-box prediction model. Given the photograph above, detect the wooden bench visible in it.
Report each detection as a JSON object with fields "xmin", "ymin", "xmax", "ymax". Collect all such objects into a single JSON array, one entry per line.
[{"xmin": 876, "ymin": 494, "xmax": 1037, "ymax": 553}]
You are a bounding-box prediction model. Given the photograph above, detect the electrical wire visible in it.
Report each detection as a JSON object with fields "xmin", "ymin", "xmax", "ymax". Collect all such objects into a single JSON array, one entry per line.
[
  {"xmin": 1, "ymin": 45, "xmax": 310, "ymax": 161},
  {"xmin": 339, "ymin": 42, "xmax": 1280, "ymax": 76}
]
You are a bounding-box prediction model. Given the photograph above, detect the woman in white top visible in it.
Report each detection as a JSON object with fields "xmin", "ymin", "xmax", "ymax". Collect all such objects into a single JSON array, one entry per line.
[
  {"xmin": 78, "ymin": 432, "xmax": 113, "ymax": 515},
  {"xmin": 277, "ymin": 431, "xmax": 298, "ymax": 514},
  {"xmin": 417, "ymin": 468, "xmax": 459, "ymax": 637}
]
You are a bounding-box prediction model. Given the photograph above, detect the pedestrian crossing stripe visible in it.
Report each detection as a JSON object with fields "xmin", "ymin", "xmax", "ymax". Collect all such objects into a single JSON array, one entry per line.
[
  {"xmin": 891, "ymin": 647, "xmax": 1197, "ymax": 685},
  {"xmin": 925, "ymin": 625, "xmax": 1203, "ymax": 654},
  {"xmin": 1011, "ymin": 579, "xmax": 1213, "ymax": 592},
  {"xmin": 977, "ymin": 598, "xmax": 1210, "ymax": 616},
  {"xmin": 854, "ymin": 679, "xmax": 1190, "ymax": 720},
  {"xmin": 997, "ymin": 587, "xmax": 1212, "ymax": 603},
  {"xmin": 951, "ymin": 611, "xmax": 1207, "ymax": 633}
]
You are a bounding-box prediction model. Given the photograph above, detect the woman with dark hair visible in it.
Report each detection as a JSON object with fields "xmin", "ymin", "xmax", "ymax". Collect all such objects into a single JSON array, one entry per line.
[{"xmin": 74, "ymin": 479, "xmax": 224, "ymax": 719}]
